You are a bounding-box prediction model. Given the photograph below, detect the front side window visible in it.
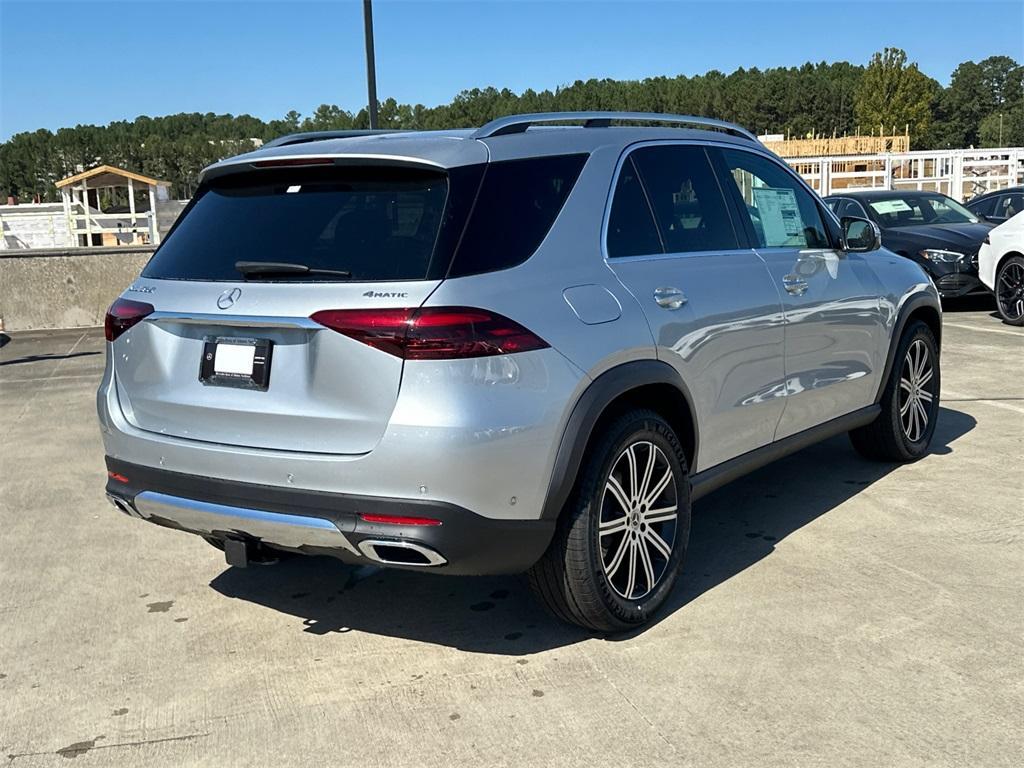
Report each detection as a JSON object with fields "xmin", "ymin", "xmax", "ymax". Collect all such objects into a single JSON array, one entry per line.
[
  {"xmin": 840, "ymin": 199, "xmax": 869, "ymax": 219},
  {"xmin": 718, "ymin": 148, "xmax": 830, "ymax": 249},
  {"xmin": 995, "ymin": 193, "xmax": 1024, "ymax": 220},
  {"xmin": 629, "ymin": 145, "xmax": 739, "ymax": 253},
  {"xmin": 967, "ymin": 195, "xmax": 997, "ymax": 217},
  {"xmin": 606, "ymin": 156, "xmax": 663, "ymax": 258}
]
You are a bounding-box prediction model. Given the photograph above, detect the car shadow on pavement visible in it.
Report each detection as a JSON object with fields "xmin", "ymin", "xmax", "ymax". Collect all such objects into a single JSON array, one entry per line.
[
  {"xmin": 210, "ymin": 406, "xmax": 975, "ymax": 654},
  {"xmin": 0, "ymin": 351, "xmax": 101, "ymax": 366}
]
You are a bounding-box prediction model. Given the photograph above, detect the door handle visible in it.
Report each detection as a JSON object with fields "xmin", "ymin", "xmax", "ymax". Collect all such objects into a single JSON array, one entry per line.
[
  {"xmin": 653, "ymin": 286, "xmax": 687, "ymax": 309},
  {"xmin": 782, "ymin": 274, "xmax": 809, "ymax": 296}
]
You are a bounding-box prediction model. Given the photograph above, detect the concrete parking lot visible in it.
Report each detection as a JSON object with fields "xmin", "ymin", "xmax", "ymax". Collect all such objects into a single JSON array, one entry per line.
[{"xmin": 1, "ymin": 302, "xmax": 1021, "ymax": 767}]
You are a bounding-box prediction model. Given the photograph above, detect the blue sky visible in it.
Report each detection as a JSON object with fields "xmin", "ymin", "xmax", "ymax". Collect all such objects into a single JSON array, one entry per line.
[{"xmin": 2, "ymin": 0, "xmax": 1022, "ymax": 139}]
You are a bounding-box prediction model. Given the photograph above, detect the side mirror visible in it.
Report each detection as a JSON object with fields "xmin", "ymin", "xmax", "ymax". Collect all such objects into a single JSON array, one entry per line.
[{"xmin": 841, "ymin": 217, "xmax": 881, "ymax": 252}]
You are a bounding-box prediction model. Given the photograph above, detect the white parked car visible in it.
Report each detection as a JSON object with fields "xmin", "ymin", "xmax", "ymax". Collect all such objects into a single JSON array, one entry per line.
[{"xmin": 979, "ymin": 211, "xmax": 1024, "ymax": 325}]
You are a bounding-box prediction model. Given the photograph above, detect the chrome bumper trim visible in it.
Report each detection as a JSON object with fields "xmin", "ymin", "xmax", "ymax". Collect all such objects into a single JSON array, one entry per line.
[{"xmin": 132, "ymin": 491, "xmax": 359, "ymax": 554}]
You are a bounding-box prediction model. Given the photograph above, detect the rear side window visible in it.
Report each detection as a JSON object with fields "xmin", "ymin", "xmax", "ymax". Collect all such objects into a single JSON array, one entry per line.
[
  {"xmin": 629, "ymin": 145, "xmax": 739, "ymax": 253},
  {"xmin": 144, "ymin": 167, "xmax": 449, "ymax": 282},
  {"xmin": 448, "ymin": 154, "xmax": 587, "ymax": 277},
  {"xmin": 718, "ymin": 148, "xmax": 830, "ymax": 249},
  {"xmin": 607, "ymin": 156, "xmax": 663, "ymax": 258}
]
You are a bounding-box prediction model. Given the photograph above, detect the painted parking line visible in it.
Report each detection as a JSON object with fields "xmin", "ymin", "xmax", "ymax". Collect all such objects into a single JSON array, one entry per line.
[{"xmin": 942, "ymin": 321, "xmax": 1024, "ymax": 338}]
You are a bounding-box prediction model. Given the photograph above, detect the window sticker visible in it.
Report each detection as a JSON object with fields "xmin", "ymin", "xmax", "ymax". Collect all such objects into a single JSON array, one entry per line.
[
  {"xmin": 868, "ymin": 199, "xmax": 913, "ymax": 215},
  {"xmin": 751, "ymin": 187, "xmax": 804, "ymax": 246}
]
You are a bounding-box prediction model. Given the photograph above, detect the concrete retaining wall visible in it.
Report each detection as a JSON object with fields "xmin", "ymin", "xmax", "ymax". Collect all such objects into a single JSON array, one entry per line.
[{"xmin": 0, "ymin": 246, "xmax": 155, "ymax": 331}]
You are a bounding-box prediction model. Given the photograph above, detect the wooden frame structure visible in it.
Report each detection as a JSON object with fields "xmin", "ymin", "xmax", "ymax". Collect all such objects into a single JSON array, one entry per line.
[{"xmin": 55, "ymin": 165, "xmax": 171, "ymax": 246}]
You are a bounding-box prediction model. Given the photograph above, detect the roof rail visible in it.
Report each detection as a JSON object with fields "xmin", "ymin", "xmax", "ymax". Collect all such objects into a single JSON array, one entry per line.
[
  {"xmin": 262, "ymin": 129, "xmax": 407, "ymax": 149},
  {"xmin": 470, "ymin": 112, "xmax": 759, "ymax": 142}
]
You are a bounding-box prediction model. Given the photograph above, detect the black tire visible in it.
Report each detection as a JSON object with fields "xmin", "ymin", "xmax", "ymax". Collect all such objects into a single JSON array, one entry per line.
[
  {"xmin": 995, "ymin": 255, "xmax": 1024, "ymax": 326},
  {"xmin": 528, "ymin": 409, "xmax": 691, "ymax": 633},
  {"xmin": 849, "ymin": 319, "xmax": 940, "ymax": 462}
]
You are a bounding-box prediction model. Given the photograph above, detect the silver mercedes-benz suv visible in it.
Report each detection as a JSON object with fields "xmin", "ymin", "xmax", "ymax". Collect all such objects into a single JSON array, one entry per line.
[{"xmin": 99, "ymin": 112, "xmax": 942, "ymax": 631}]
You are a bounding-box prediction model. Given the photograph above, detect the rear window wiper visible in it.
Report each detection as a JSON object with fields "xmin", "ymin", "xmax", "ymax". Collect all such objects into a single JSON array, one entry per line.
[{"xmin": 235, "ymin": 261, "xmax": 352, "ymax": 279}]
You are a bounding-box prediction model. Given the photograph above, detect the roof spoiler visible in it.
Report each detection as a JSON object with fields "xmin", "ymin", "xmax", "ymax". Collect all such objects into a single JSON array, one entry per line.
[{"xmin": 262, "ymin": 129, "xmax": 408, "ymax": 149}]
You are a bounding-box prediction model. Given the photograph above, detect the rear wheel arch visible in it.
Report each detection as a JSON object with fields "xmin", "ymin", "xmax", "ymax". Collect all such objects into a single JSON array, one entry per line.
[{"xmin": 540, "ymin": 361, "xmax": 698, "ymax": 522}]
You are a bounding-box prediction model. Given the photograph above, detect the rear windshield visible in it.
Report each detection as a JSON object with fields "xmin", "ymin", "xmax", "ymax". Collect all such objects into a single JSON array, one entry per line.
[
  {"xmin": 144, "ymin": 154, "xmax": 587, "ymax": 283},
  {"xmin": 143, "ymin": 167, "xmax": 449, "ymax": 282}
]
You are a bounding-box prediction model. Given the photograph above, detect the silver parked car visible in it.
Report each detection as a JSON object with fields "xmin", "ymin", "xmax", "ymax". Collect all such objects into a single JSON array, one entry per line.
[{"xmin": 99, "ymin": 112, "xmax": 942, "ymax": 631}]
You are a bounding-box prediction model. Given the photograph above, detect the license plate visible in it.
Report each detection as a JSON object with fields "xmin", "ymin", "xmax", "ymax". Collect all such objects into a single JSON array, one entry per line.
[{"xmin": 199, "ymin": 337, "xmax": 273, "ymax": 390}]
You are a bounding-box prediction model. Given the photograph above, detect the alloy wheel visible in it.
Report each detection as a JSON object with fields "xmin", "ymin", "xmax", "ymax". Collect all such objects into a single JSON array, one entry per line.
[
  {"xmin": 598, "ymin": 441, "xmax": 678, "ymax": 600},
  {"xmin": 898, "ymin": 339, "xmax": 935, "ymax": 443},
  {"xmin": 997, "ymin": 261, "xmax": 1024, "ymax": 321}
]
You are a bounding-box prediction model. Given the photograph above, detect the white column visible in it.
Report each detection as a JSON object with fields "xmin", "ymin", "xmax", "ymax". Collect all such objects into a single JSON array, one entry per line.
[
  {"xmin": 148, "ymin": 185, "xmax": 160, "ymax": 244},
  {"xmin": 82, "ymin": 178, "xmax": 93, "ymax": 246},
  {"xmin": 61, "ymin": 189, "xmax": 72, "ymax": 246},
  {"xmin": 128, "ymin": 178, "xmax": 137, "ymax": 243}
]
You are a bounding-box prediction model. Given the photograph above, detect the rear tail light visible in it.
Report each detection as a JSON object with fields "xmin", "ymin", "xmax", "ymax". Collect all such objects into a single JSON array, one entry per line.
[
  {"xmin": 309, "ymin": 307, "xmax": 548, "ymax": 360},
  {"xmin": 104, "ymin": 298, "xmax": 154, "ymax": 341}
]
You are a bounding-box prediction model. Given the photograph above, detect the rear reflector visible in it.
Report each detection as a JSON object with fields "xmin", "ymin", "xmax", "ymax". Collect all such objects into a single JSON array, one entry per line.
[
  {"xmin": 359, "ymin": 513, "xmax": 442, "ymax": 527},
  {"xmin": 107, "ymin": 471, "xmax": 130, "ymax": 484},
  {"xmin": 104, "ymin": 298, "xmax": 154, "ymax": 341},
  {"xmin": 309, "ymin": 306, "xmax": 548, "ymax": 360}
]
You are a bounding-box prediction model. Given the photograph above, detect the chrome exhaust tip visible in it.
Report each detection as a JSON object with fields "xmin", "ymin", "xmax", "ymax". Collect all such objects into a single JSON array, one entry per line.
[
  {"xmin": 106, "ymin": 493, "xmax": 140, "ymax": 518},
  {"xmin": 357, "ymin": 539, "xmax": 446, "ymax": 567}
]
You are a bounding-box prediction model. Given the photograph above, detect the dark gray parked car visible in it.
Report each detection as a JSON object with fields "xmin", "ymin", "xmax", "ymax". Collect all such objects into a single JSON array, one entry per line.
[{"xmin": 824, "ymin": 190, "xmax": 993, "ymax": 298}]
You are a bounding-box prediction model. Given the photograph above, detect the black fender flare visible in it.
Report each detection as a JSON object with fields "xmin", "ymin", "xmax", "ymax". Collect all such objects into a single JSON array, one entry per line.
[
  {"xmin": 875, "ymin": 291, "xmax": 942, "ymax": 403},
  {"xmin": 540, "ymin": 360, "xmax": 698, "ymax": 521}
]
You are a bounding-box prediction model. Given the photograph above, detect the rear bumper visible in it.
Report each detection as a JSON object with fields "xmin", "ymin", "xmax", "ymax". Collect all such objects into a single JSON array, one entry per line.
[
  {"xmin": 97, "ymin": 345, "xmax": 586, "ymax": 524},
  {"xmin": 105, "ymin": 458, "xmax": 554, "ymax": 575}
]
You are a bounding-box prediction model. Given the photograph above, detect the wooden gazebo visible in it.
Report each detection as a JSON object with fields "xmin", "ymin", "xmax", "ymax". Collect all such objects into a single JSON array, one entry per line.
[{"xmin": 55, "ymin": 165, "xmax": 171, "ymax": 246}]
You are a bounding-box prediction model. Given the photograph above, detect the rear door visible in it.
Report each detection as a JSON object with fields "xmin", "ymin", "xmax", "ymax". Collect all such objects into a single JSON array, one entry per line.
[
  {"xmin": 604, "ymin": 143, "xmax": 786, "ymax": 472},
  {"xmin": 713, "ymin": 147, "xmax": 887, "ymax": 440},
  {"xmin": 112, "ymin": 163, "xmax": 475, "ymax": 455}
]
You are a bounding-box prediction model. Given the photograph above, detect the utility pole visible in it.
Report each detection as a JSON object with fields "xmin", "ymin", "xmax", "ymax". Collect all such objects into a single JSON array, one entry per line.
[{"xmin": 363, "ymin": 0, "xmax": 379, "ymax": 129}]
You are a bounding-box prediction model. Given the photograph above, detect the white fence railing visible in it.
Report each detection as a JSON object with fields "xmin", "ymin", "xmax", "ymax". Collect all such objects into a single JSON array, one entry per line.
[{"xmin": 785, "ymin": 147, "xmax": 1024, "ymax": 201}]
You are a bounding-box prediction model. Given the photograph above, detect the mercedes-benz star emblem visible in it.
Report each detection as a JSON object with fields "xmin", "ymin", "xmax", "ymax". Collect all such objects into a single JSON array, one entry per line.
[{"xmin": 216, "ymin": 287, "xmax": 242, "ymax": 310}]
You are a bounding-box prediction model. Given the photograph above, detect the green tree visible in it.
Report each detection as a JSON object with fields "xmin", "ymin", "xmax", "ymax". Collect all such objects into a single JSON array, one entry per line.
[
  {"xmin": 854, "ymin": 48, "xmax": 939, "ymax": 144},
  {"xmin": 935, "ymin": 56, "xmax": 1023, "ymax": 147}
]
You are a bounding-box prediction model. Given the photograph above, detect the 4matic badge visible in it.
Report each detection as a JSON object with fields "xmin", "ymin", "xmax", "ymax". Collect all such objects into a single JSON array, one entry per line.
[{"xmin": 363, "ymin": 290, "xmax": 408, "ymax": 299}]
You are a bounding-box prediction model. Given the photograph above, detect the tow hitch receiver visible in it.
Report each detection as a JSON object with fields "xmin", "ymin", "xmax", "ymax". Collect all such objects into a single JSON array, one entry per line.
[{"xmin": 224, "ymin": 538, "xmax": 251, "ymax": 568}]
